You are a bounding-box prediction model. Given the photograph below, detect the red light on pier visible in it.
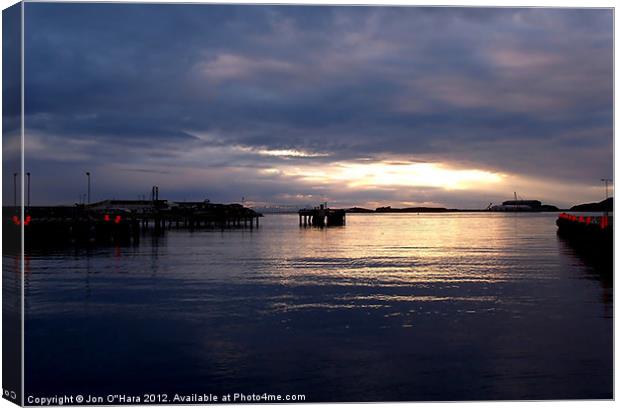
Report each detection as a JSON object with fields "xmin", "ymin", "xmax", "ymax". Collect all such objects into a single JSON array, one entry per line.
[
  {"xmin": 114, "ymin": 215, "xmax": 122, "ymax": 224},
  {"xmin": 11, "ymin": 215, "xmax": 31, "ymax": 225},
  {"xmin": 104, "ymin": 214, "xmax": 110, "ymax": 222}
]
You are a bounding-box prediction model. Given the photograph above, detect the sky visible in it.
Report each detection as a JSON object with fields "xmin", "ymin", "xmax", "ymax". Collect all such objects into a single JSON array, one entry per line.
[{"xmin": 6, "ymin": 3, "xmax": 614, "ymax": 209}]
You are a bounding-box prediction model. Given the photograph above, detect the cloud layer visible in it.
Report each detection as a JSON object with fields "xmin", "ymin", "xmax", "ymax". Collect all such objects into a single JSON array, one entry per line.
[{"xmin": 19, "ymin": 4, "xmax": 613, "ymax": 208}]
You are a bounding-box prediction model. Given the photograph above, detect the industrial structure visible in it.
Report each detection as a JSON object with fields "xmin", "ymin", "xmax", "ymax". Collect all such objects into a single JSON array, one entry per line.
[{"xmin": 4, "ymin": 190, "xmax": 262, "ymax": 248}]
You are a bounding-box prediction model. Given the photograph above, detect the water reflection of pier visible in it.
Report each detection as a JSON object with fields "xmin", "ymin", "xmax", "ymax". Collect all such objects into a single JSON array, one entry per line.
[{"xmin": 298, "ymin": 204, "xmax": 346, "ymax": 227}]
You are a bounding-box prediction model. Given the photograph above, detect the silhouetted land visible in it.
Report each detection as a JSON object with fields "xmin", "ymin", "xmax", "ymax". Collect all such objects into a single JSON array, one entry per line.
[
  {"xmin": 344, "ymin": 198, "xmax": 614, "ymax": 214},
  {"xmin": 570, "ymin": 197, "xmax": 613, "ymax": 212},
  {"xmin": 345, "ymin": 206, "xmax": 561, "ymax": 213},
  {"xmin": 345, "ymin": 207, "xmax": 375, "ymax": 213},
  {"xmin": 260, "ymin": 197, "xmax": 612, "ymax": 214},
  {"xmin": 376, "ymin": 206, "xmax": 452, "ymax": 213},
  {"xmin": 539, "ymin": 204, "xmax": 560, "ymax": 211}
]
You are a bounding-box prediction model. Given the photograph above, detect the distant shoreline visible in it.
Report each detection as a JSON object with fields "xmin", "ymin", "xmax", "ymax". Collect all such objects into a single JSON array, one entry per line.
[
  {"xmin": 258, "ymin": 197, "xmax": 613, "ymax": 214},
  {"xmin": 4, "ymin": 197, "xmax": 612, "ymax": 215},
  {"xmin": 259, "ymin": 209, "xmax": 584, "ymax": 215}
]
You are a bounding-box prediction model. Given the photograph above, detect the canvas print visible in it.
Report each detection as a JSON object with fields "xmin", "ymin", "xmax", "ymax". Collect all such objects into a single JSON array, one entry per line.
[{"xmin": 2, "ymin": 2, "xmax": 614, "ymax": 405}]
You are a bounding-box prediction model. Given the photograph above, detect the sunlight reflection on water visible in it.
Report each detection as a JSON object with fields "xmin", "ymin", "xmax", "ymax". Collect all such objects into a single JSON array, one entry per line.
[{"xmin": 20, "ymin": 212, "xmax": 612, "ymax": 401}]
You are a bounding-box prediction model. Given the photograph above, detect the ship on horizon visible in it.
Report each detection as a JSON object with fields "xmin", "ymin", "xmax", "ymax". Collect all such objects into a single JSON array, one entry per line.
[{"xmin": 488, "ymin": 192, "xmax": 555, "ymax": 212}]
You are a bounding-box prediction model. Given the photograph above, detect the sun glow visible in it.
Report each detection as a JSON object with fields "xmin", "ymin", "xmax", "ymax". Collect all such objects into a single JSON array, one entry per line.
[
  {"xmin": 236, "ymin": 145, "xmax": 329, "ymax": 158},
  {"xmin": 276, "ymin": 161, "xmax": 504, "ymax": 190},
  {"xmin": 256, "ymin": 148, "xmax": 329, "ymax": 157}
]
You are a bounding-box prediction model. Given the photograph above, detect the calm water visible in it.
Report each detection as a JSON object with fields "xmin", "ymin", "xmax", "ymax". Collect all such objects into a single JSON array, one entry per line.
[{"xmin": 19, "ymin": 213, "xmax": 612, "ymax": 401}]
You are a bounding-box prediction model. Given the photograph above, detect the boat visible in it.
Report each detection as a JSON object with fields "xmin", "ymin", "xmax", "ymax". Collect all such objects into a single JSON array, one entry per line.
[{"xmin": 489, "ymin": 192, "xmax": 543, "ymax": 212}]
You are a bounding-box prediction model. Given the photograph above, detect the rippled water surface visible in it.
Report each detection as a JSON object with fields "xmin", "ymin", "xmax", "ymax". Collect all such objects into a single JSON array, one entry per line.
[{"xmin": 21, "ymin": 213, "xmax": 612, "ymax": 401}]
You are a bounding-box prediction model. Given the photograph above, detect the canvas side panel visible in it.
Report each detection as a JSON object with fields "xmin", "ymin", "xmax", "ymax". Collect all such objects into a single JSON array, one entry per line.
[{"xmin": 2, "ymin": 2, "xmax": 23, "ymax": 406}]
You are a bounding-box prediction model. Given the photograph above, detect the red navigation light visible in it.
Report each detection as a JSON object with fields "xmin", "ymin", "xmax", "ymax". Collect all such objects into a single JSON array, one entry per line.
[
  {"xmin": 24, "ymin": 215, "xmax": 32, "ymax": 226},
  {"xmin": 114, "ymin": 215, "xmax": 122, "ymax": 224},
  {"xmin": 12, "ymin": 215, "xmax": 20, "ymax": 226},
  {"xmin": 104, "ymin": 214, "xmax": 110, "ymax": 222}
]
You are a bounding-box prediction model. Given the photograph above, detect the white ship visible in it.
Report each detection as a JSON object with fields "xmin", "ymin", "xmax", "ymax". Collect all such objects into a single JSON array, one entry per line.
[{"xmin": 488, "ymin": 192, "xmax": 542, "ymax": 212}]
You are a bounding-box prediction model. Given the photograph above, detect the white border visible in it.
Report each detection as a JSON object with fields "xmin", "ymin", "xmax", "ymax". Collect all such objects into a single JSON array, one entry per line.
[{"xmin": 0, "ymin": 2, "xmax": 615, "ymax": 408}]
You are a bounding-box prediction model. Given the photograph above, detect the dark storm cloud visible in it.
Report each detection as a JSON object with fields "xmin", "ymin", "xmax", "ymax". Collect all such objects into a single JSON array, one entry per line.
[
  {"xmin": 3, "ymin": 3, "xmax": 23, "ymax": 205},
  {"xmin": 22, "ymin": 4, "xmax": 612, "ymax": 206}
]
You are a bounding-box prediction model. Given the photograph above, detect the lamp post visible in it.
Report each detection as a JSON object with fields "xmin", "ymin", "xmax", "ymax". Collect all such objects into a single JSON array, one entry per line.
[
  {"xmin": 600, "ymin": 178, "xmax": 612, "ymax": 217},
  {"xmin": 601, "ymin": 178, "xmax": 612, "ymax": 200},
  {"xmin": 13, "ymin": 172, "xmax": 17, "ymax": 208},
  {"xmin": 86, "ymin": 172, "xmax": 91, "ymax": 204},
  {"xmin": 26, "ymin": 172, "xmax": 31, "ymax": 210}
]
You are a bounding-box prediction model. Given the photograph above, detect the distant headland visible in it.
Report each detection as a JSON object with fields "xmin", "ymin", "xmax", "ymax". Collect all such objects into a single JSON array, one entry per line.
[
  {"xmin": 343, "ymin": 197, "xmax": 613, "ymax": 214},
  {"xmin": 569, "ymin": 197, "xmax": 613, "ymax": 212}
]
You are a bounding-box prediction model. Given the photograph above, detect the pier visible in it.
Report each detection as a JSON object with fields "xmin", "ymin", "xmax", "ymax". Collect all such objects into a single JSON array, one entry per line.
[
  {"xmin": 556, "ymin": 213, "xmax": 612, "ymax": 236},
  {"xmin": 556, "ymin": 212, "xmax": 613, "ymax": 280},
  {"xmin": 556, "ymin": 213, "xmax": 612, "ymax": 256},
  {"xmin": 299, "ymin": 204, "xmax": 346, "ymax": 227},
  {"xmin": 4, "ymin": 198, "xmax": 262, "ymax": 247}
]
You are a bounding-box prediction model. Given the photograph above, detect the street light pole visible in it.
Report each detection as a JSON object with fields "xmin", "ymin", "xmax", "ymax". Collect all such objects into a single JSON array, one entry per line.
[
  {"xmin": 86, "ymin": 172, "xmax": 91, "ymax": 204},
  {"xmin": 601, "ymin": 178, "xmax": 612, "ymax": 200},
  {"xmin": 13, "ymin": 172, "xmax": 17, "ymax": 208},
  {"xmin": 26, "ymin": 172, "xmax": 31, "ymax": 210}
]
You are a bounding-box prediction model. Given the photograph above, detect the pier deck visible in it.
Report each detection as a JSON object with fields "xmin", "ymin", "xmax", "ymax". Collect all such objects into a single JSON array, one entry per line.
[{"xmin": 4, "ymin": 199, "xmax": 262, "ymax": 247}]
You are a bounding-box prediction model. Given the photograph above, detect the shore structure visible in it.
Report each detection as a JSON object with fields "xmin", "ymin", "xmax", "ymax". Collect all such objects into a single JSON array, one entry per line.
[
  {"xmin": 569, "ymin": 197, "xmax": 613, "ymax": 212},
  {"xmin": 4, "ymin": 196, "xmax": 262, "ymax": 247},
  {"xmin": 489, "ymin": 199, "xmax": 543, "ymax": 212},
  {"xmin": 556, "ymin": 212, "xmax": 612, "ymax": 257},
  {"xmin": 298, "ymin": 204, "xmax": 346, "ymax": 227},
  {"xmin": 487, "ymin": 192, "xmax": 559, "ymax": 212}
]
